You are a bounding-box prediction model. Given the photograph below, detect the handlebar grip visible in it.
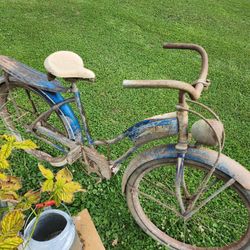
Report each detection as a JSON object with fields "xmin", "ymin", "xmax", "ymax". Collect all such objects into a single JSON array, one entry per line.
[{"xmin": 163, "ymin": 43, "xmax": 209, "ymax": 82}]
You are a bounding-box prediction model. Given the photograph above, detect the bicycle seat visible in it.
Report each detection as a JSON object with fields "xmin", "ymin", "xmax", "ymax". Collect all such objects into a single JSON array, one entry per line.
[{"xmin": 44, "ymin": 51, "xmax": 95, "ymax": 80}]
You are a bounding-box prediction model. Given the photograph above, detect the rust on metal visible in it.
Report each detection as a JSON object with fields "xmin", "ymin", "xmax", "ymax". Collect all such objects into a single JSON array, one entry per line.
[
  {"xmin": 0, "ymin": 56, "xmax": 68, "ymax": 92},
  {"xmin": 122, "ymin": 144, "xmax": 250, "ymax": 193}
]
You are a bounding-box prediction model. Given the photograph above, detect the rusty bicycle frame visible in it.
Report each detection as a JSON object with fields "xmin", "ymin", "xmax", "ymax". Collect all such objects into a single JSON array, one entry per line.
[{"xmin": 0, "ymin": 43, "xmax": 250, "ymax": 248}]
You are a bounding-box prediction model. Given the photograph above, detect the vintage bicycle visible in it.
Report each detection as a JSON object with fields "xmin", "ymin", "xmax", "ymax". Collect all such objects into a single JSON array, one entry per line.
[{"xmin": 0, "ymin": 43, "xmax": 249, "ymax": 249}]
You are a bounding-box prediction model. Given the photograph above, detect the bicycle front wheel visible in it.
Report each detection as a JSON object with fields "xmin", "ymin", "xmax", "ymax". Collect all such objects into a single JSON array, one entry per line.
[{"xmin": 126, "ymin": 150, "xmax": 250, "ymax": 249}]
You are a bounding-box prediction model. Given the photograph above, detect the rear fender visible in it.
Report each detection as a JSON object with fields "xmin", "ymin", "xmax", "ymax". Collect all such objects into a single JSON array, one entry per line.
[
  {"xmin": 0, "ymin": 80, "xmax": 81, "ymax": 141},
  {"xmin": 122, "ymin": 144, "xmax": 250, "ymax": 193}
]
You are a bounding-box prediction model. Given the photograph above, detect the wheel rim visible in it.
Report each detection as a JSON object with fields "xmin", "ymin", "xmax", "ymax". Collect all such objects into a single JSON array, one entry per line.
[
  {"xmin": 128, "ymin": 159, "xmax": 250, "ymax": 249},
  {"xmin": 0, "ymin": 83, "xmax": 70, "ymax": 157}
]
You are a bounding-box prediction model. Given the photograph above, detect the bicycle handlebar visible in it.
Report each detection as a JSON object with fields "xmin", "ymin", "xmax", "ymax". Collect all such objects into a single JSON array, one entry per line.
[
  {"xmin": 163, "ymin": 43, "xmax": 208, "ymax": 82},
  {"xmin": 123, "ymin": 43, "xmax": 209, "ymax": 100},
  {"xmin": 123, "ymin": 80, "xmax": 204, "ymax": 100}
]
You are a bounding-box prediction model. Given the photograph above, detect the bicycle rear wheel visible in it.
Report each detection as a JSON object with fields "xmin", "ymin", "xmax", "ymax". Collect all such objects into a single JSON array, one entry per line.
[
  {"xmin": 0, "ymin": 81, "xmax": 73, "ymax": 159},
  {"xmin": 125, "ymin": 149, "xmax": 250, "ymax": 249}
]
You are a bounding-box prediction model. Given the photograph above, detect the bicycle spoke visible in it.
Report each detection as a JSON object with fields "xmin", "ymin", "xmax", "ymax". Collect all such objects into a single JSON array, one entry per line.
[
  {"xmin": 170, "ymin": 216, "xmax": 182, "ymax": 228},
  {"xmin": 200, "ymin": 178, "xmax": 220, "ymax": 194},
  {"xmin": 208, "ymin": 206, "xmax": 246, "ymax": 216},
  {"xmin": 9, "ymin": 91, "xmax": 21, "ymax": 116},
  {"xmin": 137, "ymin": 189, "xmax": 181, "ymax": 217},
  {"xmin": 0, "ymin": 98, "xmax": 15, "ymax": 112},
  {"xmin": 198, "ymin": 212, "xmax": 246, "ymax": 228},
  {"xmin": 4, "ymin": 112, "xmax": 29, "ymax": 124},
  {"xmin": 189, "ymin": 164, "xmax": 219, "ymax": 210},
  {"xmin": 143, "ymin": 177, "xmax": 175, "ymax": 196},
  {"xmin": 192, "ymin": 217, "xmax": 229, "ymax": 246},
  {"xmin": 16, "ymin": 104, "xmax": 36, "ymax": 115},
  {"xmin": 185, "ymin": 178, "xmax": 235, "ymax": 219},
  {"xmin": 183, "ymin": 220, "xmax": 186, "ymax": 243},
  {"xmin": 25, "ymin": 89, "xmax": 38, "ymax": 114}
]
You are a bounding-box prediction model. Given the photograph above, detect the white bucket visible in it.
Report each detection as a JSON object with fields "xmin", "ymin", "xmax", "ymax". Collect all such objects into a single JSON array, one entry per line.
[{"xmin": 23, "ymin": 209, "xmax": 82, "ymax": 250}]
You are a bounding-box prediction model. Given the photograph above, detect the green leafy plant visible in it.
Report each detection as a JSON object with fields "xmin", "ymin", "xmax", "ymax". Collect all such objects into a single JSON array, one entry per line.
[
  {"xmin": 0, "ymin": 210, "xmax": 24, "ymax": 249},
  {"xmin": 0, "ymin": 135, "xmax": 38, "ymax": 249},
  {"xmin": 0, "ymin": 135, "xmax": 84, "ymax": 249},
  {"xmin": 0, "ymin": 134, "xmax": 37, "ymax": 170},
  {"xmin": 39, "ymin": 164, "xmax": 85, "ymax": 206}
]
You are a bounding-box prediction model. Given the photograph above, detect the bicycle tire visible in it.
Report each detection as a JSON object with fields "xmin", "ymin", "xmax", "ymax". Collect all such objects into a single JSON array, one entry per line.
[
  {"xmin": 125, "ymin": 146, "xmax": 250, "ymax": 249},
  {"xmin": 0, "ymin": 81, "xmax": 73, "ymax": 159}
]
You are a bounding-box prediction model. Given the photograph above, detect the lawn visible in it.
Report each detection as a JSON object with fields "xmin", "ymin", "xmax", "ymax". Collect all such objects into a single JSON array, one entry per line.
[{"xmin": 0, "ymin": 0, "xmax": 249, "ymax": 249}]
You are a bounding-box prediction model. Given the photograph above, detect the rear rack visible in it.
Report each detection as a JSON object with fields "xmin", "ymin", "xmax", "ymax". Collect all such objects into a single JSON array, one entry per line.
[{"xmin": 0, "ymin": 56, "xmax": 68, "ymax": 93}]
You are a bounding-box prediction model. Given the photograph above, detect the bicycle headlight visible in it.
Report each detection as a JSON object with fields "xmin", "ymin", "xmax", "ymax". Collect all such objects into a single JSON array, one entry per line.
[{"xmin": 191, "ymin": 119, "xmax": 224, "ymax": 146}]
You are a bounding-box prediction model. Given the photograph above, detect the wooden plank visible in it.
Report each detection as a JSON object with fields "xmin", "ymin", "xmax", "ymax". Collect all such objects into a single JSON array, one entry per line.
[{"xmin": 73, "ymin": 209, "xmax": 105, "ymax": 250}]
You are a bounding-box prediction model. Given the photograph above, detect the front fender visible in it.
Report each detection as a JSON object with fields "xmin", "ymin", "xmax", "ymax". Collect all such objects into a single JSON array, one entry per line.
[{"xmin": 122, "ymin": 144, "xmax": 250, "ymax": 193}]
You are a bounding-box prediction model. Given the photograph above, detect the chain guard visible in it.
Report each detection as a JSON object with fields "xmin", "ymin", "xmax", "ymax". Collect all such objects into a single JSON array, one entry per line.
[{"xmin": 82, "ymin": 146, "xmax": 112, "ymax": 180}]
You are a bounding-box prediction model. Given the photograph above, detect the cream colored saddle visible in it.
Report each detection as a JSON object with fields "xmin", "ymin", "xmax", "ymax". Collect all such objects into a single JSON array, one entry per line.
[{"xmin": 44, "ymin": 51, "xmax": 95, "ymax": 80}]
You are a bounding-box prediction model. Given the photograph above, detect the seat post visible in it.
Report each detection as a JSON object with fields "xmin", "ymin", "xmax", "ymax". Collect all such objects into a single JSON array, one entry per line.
[
  {"xmin": 47, "ymin": 72, "xmax": 56, "ymax": 81},
  {"xmin": 71, "ymin": 82, "xmax": 93, "ymax": 145}
]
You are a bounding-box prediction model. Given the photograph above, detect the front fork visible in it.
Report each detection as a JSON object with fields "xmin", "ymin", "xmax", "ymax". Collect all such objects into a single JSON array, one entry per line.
[{"xmin": 175, "ymin": 92, "xmax": 189, "ymax": 215}]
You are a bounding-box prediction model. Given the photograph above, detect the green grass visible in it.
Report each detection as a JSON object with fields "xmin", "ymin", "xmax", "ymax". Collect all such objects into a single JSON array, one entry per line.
[{"xmin": 0, "ymin": 0, "xmax": 249, "ymax": 249}]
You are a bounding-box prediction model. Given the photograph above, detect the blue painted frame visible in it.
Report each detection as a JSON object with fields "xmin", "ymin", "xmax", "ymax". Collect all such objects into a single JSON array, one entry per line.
[
  {"xmin": 0, "ymin": 55, "xmax": 179, "ymax": 159},
  {"xmin": 39, "ymin": 90, "xmax": 82, "ymax": 141},
  {"xmin": 40, "ymin": 90, "xmax": 179, "ymax": 160},
  {"xmin": 124, "ymin": 117, "xmax": 178, "ymax": 142}
]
